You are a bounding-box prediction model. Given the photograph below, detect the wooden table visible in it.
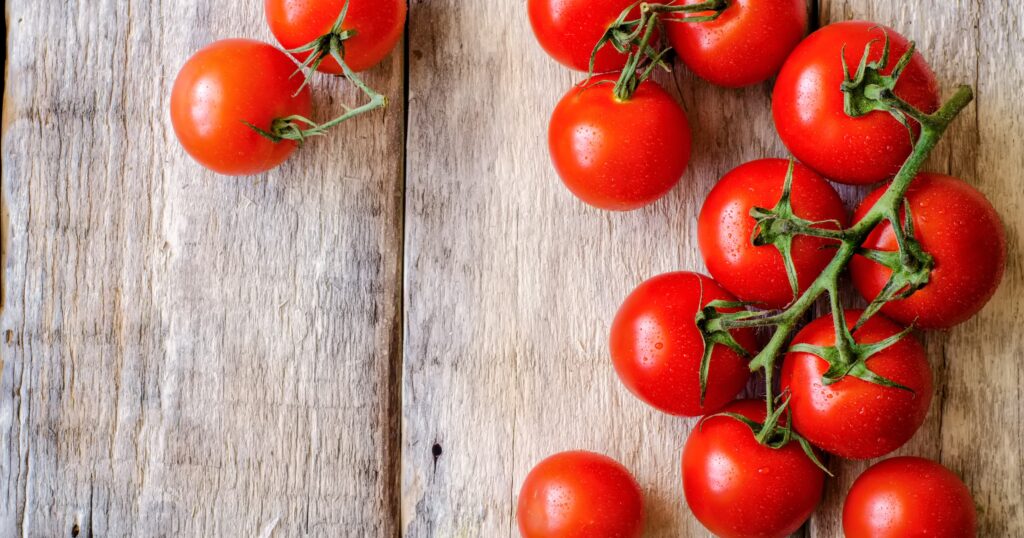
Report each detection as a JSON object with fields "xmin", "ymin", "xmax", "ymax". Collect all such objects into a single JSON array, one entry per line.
[{"xmin": 2, "ymin": 1, "xmax": 1021, "ymax": 536}]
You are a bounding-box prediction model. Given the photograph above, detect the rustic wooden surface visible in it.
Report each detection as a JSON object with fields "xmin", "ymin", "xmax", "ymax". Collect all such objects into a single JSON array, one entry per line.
[{"xmin": 2, "ymin": 0, "xmax": 1022, "ymax": 537}]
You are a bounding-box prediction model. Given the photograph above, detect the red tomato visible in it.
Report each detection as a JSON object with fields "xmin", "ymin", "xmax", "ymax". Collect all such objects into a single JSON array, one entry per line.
[
  {"xmin": 850, "ymin": 173, "xmax": 1007, "ymax": 329},
  {"xmin": 265, "ymin": 0, "xmax": 406, "ymax": 73},
  {"xmin": 665, "ymin": 0, "xmax": 807, "ymax": 88},
  {"xmin": 527, "ymin": 0, "xmax": 638, "ymax": 72},
  {"xmin": 549, "ymin": 76, "xmax": 691, "ymax": 210},
  {"xmin": 781, "ymin": 310, "xmax": 932, "ymax": 459},
  {"xmin": 773, "ymin": 21, "xmax": 940, "ymax": 184},
  {"xmin": 610, "ymin": 272, "xmax": 756, "ymax": 417},
  {"xmin": 698, "ymin": 159, "xmax": 848, "ymax": 309},
  {"xmin": 683, "ymin": 400, "xmax": 826, "ymax": 538},
  {"xmin": 517, "ymin": 451, "xmax": 645, "ymax": 538},
  {"xmin": 844, "ymin": 457, "xmax": 977, "ymax": 537},
  {"xmin": 170, "ymin": 39, "xmax": 312, "ymax": 176}
]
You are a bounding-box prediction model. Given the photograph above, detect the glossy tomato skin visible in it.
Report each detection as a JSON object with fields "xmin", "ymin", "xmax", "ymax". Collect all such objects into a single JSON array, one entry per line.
[
  {"xmin": 698, "ymin": 159, "xmax": 848, "ymax": 309},
  {"xmin": 683, "ymin": 400, "xmax": 826, "ymax": 538},
  {"xmin": 610, "ymin": 272, "xmax": 756, "ymax": 417},
  {"xmin": 773, "ymin": 21, "xmax": 940, "ymax": 184},
  {"xmin": 850, "ymin": 173, "xmax": 1007, "ymax": 329},
  {"xmin": 844, "ymin": 457, "xmax": 977, "ymax": 537},
  {"xmin": 517, "ymin": 451, "xmax": 645, "ymax": 538},
  {"xmin": 528, "ymin": 0, "xmax": 637, "ymax": 72},
  {"xmin": 666, "ymin": 0, "xmax": 806, "ymax": 88},
  {"xmin": 170, "ymin": 39, "xmax": 312, "ymax": 176},
  {"xmin": 549, "ymin": 76, "xmax": 691, "ymax": 210},
  {"xmin": 265, "ymin": 0, "xmax": 406, "ymax": 73},
  {"xmin": 781, "ymin": 310, "xmax": 932, "ymax": 459}
]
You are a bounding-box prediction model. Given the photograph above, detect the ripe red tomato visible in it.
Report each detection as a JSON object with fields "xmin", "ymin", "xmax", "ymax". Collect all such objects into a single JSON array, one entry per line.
[
  {"xmin": 665, "ymin": 0, "xmax": 807, "ymax": 88},
  {"xmin": 265, "ymin": 0, "xmax": 406, "ymax": 73},
  {"xmin": 698, "ymin": 159, "xmax": 848, "ymax": 309},
  {"xmin": 781, "ymin": 310, "xmax": 932, "ymax": 460},
  {"xmin": 527, "ymin": 0, "xmax": 638, "ymax": 72},
  {"xmin": 610, "ymin": 272, "xmax": 756, "ymax": 417},
  {"xmin": 844, "ymin": 457, "xmax": 977, "ymax": 537},
  {"xmin": 683, "ymin": 400, "xmax": 826, "ymax": 538},
  {"xmin": 850, "ymin": 173, "xmax": 1007, "ymax": 329},
  {"xmin": 171, "ymin": 39, "xmax": 312, "ymax": 176},
  {"xmin": 517, "ymin": 451, "xmax": 645, "ymax": 538},
  {"xmin": 549, "ymin": 76, "xmax": 691, "ymax": 210},
  {"xmin": 773, "ymin": 21, "xmax": 940, "ymax": 184}
]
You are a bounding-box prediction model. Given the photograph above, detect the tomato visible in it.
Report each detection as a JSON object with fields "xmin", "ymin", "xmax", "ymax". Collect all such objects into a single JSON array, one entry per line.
[
  {"xmin": 850, "ymin": 173, "xmax": 1006, "ymax": 329},
  {"xmin": 610, "ymin": 272, "xmax": 756, "ymax": 416},
  {"xmin": 773, "ymin": 21, "xmax": 940, "ymax": 184},
  {"xmin": 527, "ymin": 0, "xmax": 638, "ymax": 72},
  {"xmin": 265, "ymin": 0, "xmax": 406, "ymax": 73},
  {"xmin": 844, "ymin": 457, "xmax": 977, "ymax": 537},
  {"xmin": 549, "ymin": 76, "xmax": 691, "ymax": 210},
  {"xmin": 683, "ymin": 400, "xmax": 825, "ymax": 538},
  {"xmin": 170, "ymin": 39, "xmax": 312, "ymax": 176},
  {"xmin": 781, "ymin": 310, "xmax": 932, "ymax": 460},
  {"xmin": 665, "ymin": 0, "xmax": 807, "ymax": 88},
  {"xmin": 698, "ymin": 159, "xmax": 848, "ymax": 309},
  {"xmin": 517, "ymin": 451, "xmax": 644, "ymax": 538}
]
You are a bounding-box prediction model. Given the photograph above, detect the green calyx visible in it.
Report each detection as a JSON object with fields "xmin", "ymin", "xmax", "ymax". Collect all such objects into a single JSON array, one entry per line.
[
  {"xmin": 840, "ymin": 28, "xmax": 921, "ymax": 140},
  {"xmin": 694, "ymin": 299, "xmax": 756, "ymax": 404},
  {"xmin": 711, "ymin": 395, "xmax": 831, "ymax": 475},
  {"xmin": 789, "ymin": 323, "xmax": 915, "ymax": 391}
]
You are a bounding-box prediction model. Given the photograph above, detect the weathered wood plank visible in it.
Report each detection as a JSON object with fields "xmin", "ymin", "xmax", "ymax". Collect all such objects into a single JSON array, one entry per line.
[
  {"xmin": 0, "ymin": 1, "xmax": 405, "ymax": 536},
  {"xmin": 402, "ymin": 2, "xmax": 795, "ymax": 536}
]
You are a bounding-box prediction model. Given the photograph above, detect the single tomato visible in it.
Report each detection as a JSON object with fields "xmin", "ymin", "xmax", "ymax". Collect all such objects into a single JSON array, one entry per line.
[
  {"xmin": 665, "ymin": 0, "xmax": 807, "ymax": 88},
  {"xmin": 773, "ymin": 21, "xmax": 940, "ymax": 184},
  {"xmin": 844, "ymin": 457, "xmax": 977, "ymax": 537},
  {"xmin": 850, "ymin": 173, "xmax": 1006, "ymax": 329},
  {"xmin": 781, "ymin": 310, "xmax": 932, "ymax": 459},
  {"xmin": 527, "ymin": 0, "xmax": 639, "ymax": 72},
  {"xmin": 265, "ymin": 0, "xmax": 406, "ymax": 73},
  {"xmin": 170, "ymin": 39, "xmax": 312, "ymax": 175},
  {"xmin": 610, "ymin": 272, "xmax": 756, "ymax": 417},
  {"xmin": 698, "ymin": 159, "xmax": 848, "ymax": 309},
  {"xmin": 549, "ymin": 75, "xmax": 691, "ymax": 210},
  {"xmin": 517, "ymin": 451, "xmax": 645, "ymax": 538},
  {"xmin": 683, "ymin": 400, "xmax": 826, "ymax": 538}
]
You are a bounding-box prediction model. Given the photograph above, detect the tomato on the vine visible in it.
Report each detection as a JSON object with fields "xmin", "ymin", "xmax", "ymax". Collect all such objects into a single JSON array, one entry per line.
[
  {"xmin": 683, "ymin": 400, "xmax": 825, "ymax": 538},
  {"xmin": 171, "ymin": 39, "xmax": 312, "ymax": 176},
  {"xmin": 265, "ymin": 0, "xmax": 407, "ymax": 73},
  {"xmin": 844, "ymin": 457, "xmax": 977, "ymax": 537},
  {"xmin": 527, "ymin": 0, "xmax": 639, "ymax": 72},
  {"xmin": 773, "ymin": 21, "xmax": 940, "ymax": 184},
  {"xmin": 698, "ymin": 159, "xmax": 848, "ymax": 309},
  {"xmin": 549, "ymin": 75, "xmax": 691, "ymax": 210},
  {"xmin": 610, "ymin": 272, "xmax": 756, "ymax": 416},
  {"xmin": 517, "ymin": 450, "xmax": 645, "ymax": 538},
  {"xmin": 850, "ymin": 173, "xmax": 1006, "ymax": 329},
  {"xmin": 781, "ymin": 310, "xmax": 932, "ymax": 460},
  {"xmin": 665, "ymin": 0, "xmax": 807, "ymax": 88}
]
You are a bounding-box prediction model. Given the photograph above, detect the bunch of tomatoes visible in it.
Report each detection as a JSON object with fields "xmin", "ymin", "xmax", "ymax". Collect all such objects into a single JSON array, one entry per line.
[
  {"xmin": 520, "ymin": 1, "xmax": 1005, "ymax": 537},
  {"xmin": 170, "ymin": 0, "xmax": 406, "ymax": 176}
]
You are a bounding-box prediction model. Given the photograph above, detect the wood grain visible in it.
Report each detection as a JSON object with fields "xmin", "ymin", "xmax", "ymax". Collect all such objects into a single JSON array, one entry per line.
[{"xmin": 0, "ymin": 1, "xmax": 405, "ymax": 536}]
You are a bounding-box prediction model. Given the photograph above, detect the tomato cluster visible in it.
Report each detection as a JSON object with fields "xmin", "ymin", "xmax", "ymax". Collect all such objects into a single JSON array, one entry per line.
[
  {"xmin": 523, "ymin": 7, "xmax": 1002, "ymax": 538},
  {"xmin": 171, "ymin": 0, "xmax": 406, "ymax": 175}
]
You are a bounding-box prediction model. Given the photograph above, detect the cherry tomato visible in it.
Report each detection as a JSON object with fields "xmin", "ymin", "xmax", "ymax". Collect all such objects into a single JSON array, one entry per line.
[
  {"xmin": 517, "ymin": 450, "xmax": 645, "ymax": 538},
  {"xmin": 610, "ymin": 272, "xmax": 756, "ymax": 417},
  {"xmin": 844, "ymin": 457, "xmax": 977, "ymax": 537},
  {"xmin": 850, "ymin": 173, "xmax": 1007, "ymax": 329},
  {"xmin": 265, "ymin": 0, "xmax": 406, "ymax": 73},
  {"xmin": 781, "ymin": 310, "xmax": 932, "ymax": 460},
  {"xmin": 773, "ymin": 21, "xmax": 940, "ymax": 184},
  {"xmin": 170, "ymin": 39, "xmax": 312, "ymax": 176},
  {"xmin": 549, "ymin": 75, "xmax": 691, "ymax": 210},
  {"xmin": 665, "ymin": 0, "xmax": 807, "ymax": 88},
  {"xmin": 683, "ymin": 400, "xmax": 826, "ymax": 538},
  {"xmin": 698, "ymin": 159, "xmax": 848, "ymax": 309},
  {"xmin": 527, "ymin": 0, "xmax": 638, "ymax": 72}
]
